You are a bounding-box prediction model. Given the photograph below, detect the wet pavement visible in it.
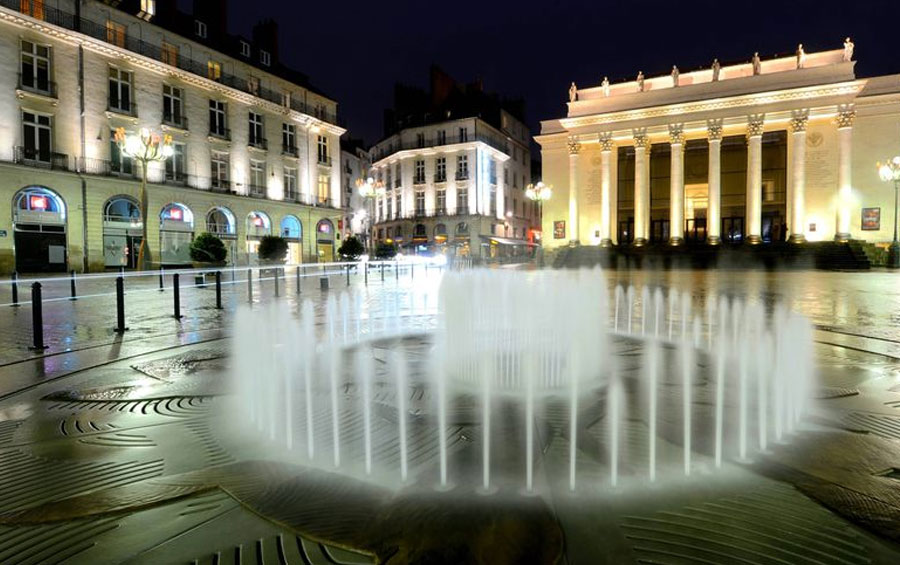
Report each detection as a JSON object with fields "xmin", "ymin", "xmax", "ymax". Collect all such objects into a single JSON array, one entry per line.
[{"xmin": 0, "ymin": 265, "xmax": 898, "ymax": 563}]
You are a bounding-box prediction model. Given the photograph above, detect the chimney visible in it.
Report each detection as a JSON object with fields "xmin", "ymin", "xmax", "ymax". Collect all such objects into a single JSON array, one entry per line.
[
  {"xmin": 193, "ymin": 0, "xmax": 228, "ymax": 38},
  {"xmin": 252, "ymin": 19, "xmax": 279, "ymax": 64}
]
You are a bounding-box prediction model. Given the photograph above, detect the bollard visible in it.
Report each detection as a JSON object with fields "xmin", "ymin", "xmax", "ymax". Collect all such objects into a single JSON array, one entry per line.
[
  {"xmin": 411, "ymin": 262, "xmax": 414, "ymax": 280},
  {"xmin": 247, "ymin": 268, "xmax": 253, "ymax": 303},
  {"xmin": 173, "ymin": 273, "xmax": 183, "ymax": 319},
  {"xmin": 30, "ymin": 282, "xmax": 47, "ymax": 350},
  {"xmin": 215, "ymin": 271, "xmax": 223, "ymax": 310},
  {"xmin": 346, "ymin": 264, "xmax": 350, "ymax": 287},
  {"xmin": 114, "ymin": 275, "xmax": 128, "ymax": 333},
  {"xmin": 159, "ymin": 267, "xmax": 164, "ymax": 291},
  {"xmin": 11, "ymin": 272, "xmax": 19, "ymax": 307},
  {"xmin": 119, "ymin": 266, "xmax": 125, "ymax": 277},
  {"xmin": 395, "ymin": 261, "xmax": 399, "ymax": 281},
  {"xmin": 274, "ymin": 266, "xmax": 280, "ymax": 297},
  {"xmin": 320, "ymin": 276, "xmax": 329, "ymax": 291},
  {"xmin": 69, "ymin": 270, "xmax": 77, "ymax": 300},
  {"xmin": 296, "ymin": 265, "xmax": 302, "ymax": 294},
  {"xmin": 380, "ymin": 262, "xmax": 385, "ymax": 282},
  {"xmin": 364, "ymin": 262, "xmax": 368, "ymax": 286}
]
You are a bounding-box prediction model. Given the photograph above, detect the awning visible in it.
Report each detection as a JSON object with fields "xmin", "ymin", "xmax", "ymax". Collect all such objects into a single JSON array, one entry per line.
[{"xmin": 479, "ymin": 235, "xmax": 536, "ymax": 246}]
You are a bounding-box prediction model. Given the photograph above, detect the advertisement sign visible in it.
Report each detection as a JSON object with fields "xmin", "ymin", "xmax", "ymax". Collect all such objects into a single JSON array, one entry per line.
[
  {"xmin": 861, "ymin": 207, "xmax": 881, "ymax": 231},
  {"xmin": 553, "ymin": 220, "xmax": 566, "ymax": 240}
]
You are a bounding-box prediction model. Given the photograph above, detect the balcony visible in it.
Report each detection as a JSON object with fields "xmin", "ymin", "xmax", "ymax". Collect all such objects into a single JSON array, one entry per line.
[
  {"xmin": 455, "ymin": 171, "xmax": 469, "ymax": 181},
  {"xmin": 17, "ymin": 73, "xmax": 57, "ymax": 99},
  {"xmin": 77, "ymin": 156, "xmax": 112, "ymax": 176},
  {"xmin": 394, "ymin": 178, "xmax": 401, "ymax": 188},
  {"xmin": 434, "ymin": 173, "xmax": 447, "ymax": 183},
  {"xmin": 107, "ymin": 99, "xmax": 137, "ymax": 118},
  {"xmin": 14, "ymin": 146, "xmax": 69, "ymax": 170},
  {"xmin": 248, "ymin": 136, "xmax": 268, "ymax": 151},
  {"xmin": 413, "ymin": 175, "xmax": 426, "ymax": 185},
  {"xmin": 248, "ymin": 184, "xmax": 266, "ymax": 198},
  {"xmin": 164, "ymin": 171, "xmax": 187, "ymax": 185},
  {"xmin": 162, "ymin": 112, "xmax": 188, "ymax": 130},
  {"xmin": 282, "ymin": 144, "xmax": 299, "ymax": 158},
  {"xmin": 210, "ymin": 178, "xmax": 231, "ymax": 192},
  {"xmin": 317, "ymin": 155, "xmax": 332, "ymax": 167},
  {"xmin": 209, "ymin": 126, "xmax": 231, "ymax": 141}
]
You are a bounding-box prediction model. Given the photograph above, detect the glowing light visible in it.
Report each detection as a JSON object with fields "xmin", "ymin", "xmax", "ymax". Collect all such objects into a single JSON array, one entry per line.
[
  {"xmin": 169, "ymin": 208, "xmax": 182, "ymax": 221},
  {"xmin": 30, "ymin": 195, "xmax": 47, "ymax": 210}
]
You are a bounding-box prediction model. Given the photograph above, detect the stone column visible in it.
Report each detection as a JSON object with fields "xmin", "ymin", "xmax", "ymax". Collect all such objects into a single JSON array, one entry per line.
[
  {"xmin": 567, "ymin": 136, "xmax": 581, "ymax": 243},
  {"xmin": 745, "ymin": 114, "xmax": 765, "ymax": 244},
  {"xmin": 633, "ymin": 128, "xmax": 650, "ymax": 246},
  {"xmin": 836, "ymin": 104, "xmax": 855, "ymax": 241},
  {"xmin": 599, "ymin": 132, "xmax": 614, "ymax": 246},
  {"xmin": 707, "ymin": 119, "xmax": 723, "ymax": 245},
  {"xmin": 789, "ymin": 109, "xmax": 809, "ymax": 242},
  {"xmin": 668, "ymin": 124, "xmax": 685, "ymax": 245}
]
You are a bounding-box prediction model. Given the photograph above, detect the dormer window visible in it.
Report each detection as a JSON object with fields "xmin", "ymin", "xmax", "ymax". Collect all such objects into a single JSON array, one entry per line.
[
  {"xmin": 194, "ymin": 20, "xmax": 207, "ymax": 38},
  {"xmin": 240, "ymin": 41, "xmax": 250, "ymax": 57},
  {"xmin": 260, "ymin": 50, "xmax": 270, "ymax": 66},
  {"xmin": 139, "ymin": 0, "xmax": 156, "ymax": 20}
]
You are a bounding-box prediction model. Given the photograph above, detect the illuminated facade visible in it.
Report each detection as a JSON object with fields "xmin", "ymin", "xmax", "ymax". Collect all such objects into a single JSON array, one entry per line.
[
  {"xmin": 0, "ymin": 0, "xmax": 344, "ymax": 273},
  {"xmin": 537, "ymin": 41, "xmax": 900, "ymax": 251}
]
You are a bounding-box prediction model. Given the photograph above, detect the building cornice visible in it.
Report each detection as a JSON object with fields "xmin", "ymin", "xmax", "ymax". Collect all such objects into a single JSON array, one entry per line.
[
  {"xmin": 0, "ymin": 7, "xmax": 345, "ymax": 136},
  {"xmin": 370, "ymin": 141, "xmax": 511, "ymax": 168}
]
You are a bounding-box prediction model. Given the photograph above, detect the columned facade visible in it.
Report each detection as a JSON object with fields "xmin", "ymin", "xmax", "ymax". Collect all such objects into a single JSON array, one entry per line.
[
  {"xmin": 835, "ymin": 104, "xmax": 855, "ymax": 241},
  {"xmin": 567, "ymin": 136, "xmax": 581, "ymax": 243},
  {"xmin": 789, "ymin": 110, "xmax": 809, "ymax": 242},
  {"xmin": 745, "ymin": 114, "xmax": 765, "ymax": 244},
  {"xmin": 668, "ymin": 124, "xmax": 685, "ymax": 245},
  {"xmin": 598, "ymin": 133, "xmax": 614, "ymax": 246},
  {"xmin": 633, "ymin": 129, "xmax": 650, "ymax": 246},
  {"xmin": 707, "ymin": 119, "xmax": 723, "ymax": 245}
]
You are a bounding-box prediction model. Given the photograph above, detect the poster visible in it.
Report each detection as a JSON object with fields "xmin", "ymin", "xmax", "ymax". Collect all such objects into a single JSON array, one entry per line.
[
  {"xmin": 861, "ymin": 207, "xmax": 880, "ymax": 231},
  {"xmin": 553, "ymin": 220, "xmax": 566, "ymax": 240}
]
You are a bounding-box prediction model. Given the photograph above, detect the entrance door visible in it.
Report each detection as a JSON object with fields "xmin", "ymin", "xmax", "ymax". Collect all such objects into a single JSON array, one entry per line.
[
  {"xmin": 618, "ymin": 217, "xmax": 634, "ymax": 245},
  {"xmin": 14, "ymin": 229, "xmax": 67, "ymax": 272},
  {"xmin": 685, "ymin": 218, "xmax": 707, "ymax": 243},
  {"xmin": 650, "ymin": 219, "xmax": 669, "ymax": 243},
  {"xmin": 722, "ymin": 216, "xmax": 744, "ymax": 243},
  {"xmin": 761, "ymin": 213, "xmax": 785, "ymax": 243},
  {"xmin": 317, "ymin": 242, "xmax": 334, "ymax": 262}
]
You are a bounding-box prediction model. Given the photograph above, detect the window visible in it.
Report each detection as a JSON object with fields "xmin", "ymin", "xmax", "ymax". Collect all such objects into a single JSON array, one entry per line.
[
  {"xmin": 414, "ymin": 160, "xmax": 425, "ymax": 184},
  {"xmin": 436, "ymin": 188, "xmax": 446, "ymax": 214},
  {"xmin": 415, "ymin": 190, "xmax": 425, "ymax": 215},
  {"xmin": 416, "ymin": 132, "xmax": 425, "ymax": 148},
  {"xmin": 105, "ymin": 20, "xmax": 126, "ymax": 47},
  {"xmin": 260, "ymin": 50, "xmax": 271, "ymax": 66},
  {"xmin": 209, "ymin": 100, "xmax": 227, "ymax": 137},
  {"xmin": 459, "ymin": 127, "xmax": 468, "ymax": 142},
  {"xmin": 282, "ymin": 123, "xmax": 296, "ymax": 153},
  {"xmin": 317, "ymin": 174, "xmax": 330, "ymax": 204},
  {"xmin": 240, "ymin": 41, "xmax": 250, "ymax": 57},
  {"xmin": 195, "ymin": 20, "xmax": 207, "ymax": 38},
  {"xmin": 490, "ymin": 186, "xmax": 497, "ymax": 215},
  {"xmin": 22, "ymin": 111, "xmax": 51, "ymax": 163},
  {"xmin": 504, "ymin": 166, "xmax": 509, "ymax": 186},
  {"xmin": 162, "ymin": 85, "xmax": 183, "ymax": 126},
  {"xmin": 140, "ymin": 0, "xmax": 156, "ymax": 17},
  {"xmin": 165, "ymin": 142, "xmax": 185, "ymax": 181},
  {"xmin": 284, "ymin": 167, "xmax": 298, "ymax": 200},
  {"xmin": 489, "ymin": 160, "xmax": 497, "ymax": 184},
  {"xmin": 435, "ymin": 157, "xmax": 446, "ymax": 182},
  {"xmin": 385, "ymin": 167, "xmax": 392, "ymax": 188},
  {"xmin": 386, "ymin": 196, "xmax": 392, "ymax": 219},
  {"xmin": 437, "ymin": 130, "xmax": 446, "ymax": 145},
  {"xmin": 395, "ymin": 193, "xmax": 402, "ymax": 218},
  {"xmin": 108, "ymin": 67, "xmax": 132, "ymax": 113},
  {"xmin": 160, "ymin": 41, "xmax": 178, "ymax": 66},
  {"xmin": 249, "ymin": 112, "xmax": 264, "ymax": 147},
  {"xmin": 281, "ymin": 90, "xmax": 291, "ymax": 108},
  {"xmin": 19, "ymin": 0, "xmax": 44, "ymax": 20},
  {"xmin": 20, "ymin": 40, "xmax": 50, "ymax": 94},
  {"xmin": 377, "ymin": 199, "xmax": 384, "ymax": 221},
  {"xmin": 249, "ymin": 160, "xmax": 266, "ymax": 192},
  {"xmin": 109, "ymin": 129, "xmax": 133, "ymax": 175},
  {"xmin": 457, "ymin": 187, "xmax": 468, "ymax": 212},
  {"xmin": 211, "ymin": 151, "xmax": 229, "ymax": 188},
  {"xmin": 317, "ymin": 135, "xmax": 329, "ymax": 165},
  {"xmin": 207, "ymin": 60, "xmax": 221, "ymax": 81},
  {"xmin": 394, "ymin": 163, "xmax": 401, "ymax": 187},
  {"xmin": 457, "ymin": 155, "xmax": 468, "ymax": 180}
]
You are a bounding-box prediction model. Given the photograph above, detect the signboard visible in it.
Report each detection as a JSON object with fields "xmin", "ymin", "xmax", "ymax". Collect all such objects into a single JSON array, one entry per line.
[
  {"xmin": 861, "ymin": 207, "xmax": 881, "ymax": 231},
  {"xmin": 553, "ymin": 220, "xmax": 566, "ymax": 240}
]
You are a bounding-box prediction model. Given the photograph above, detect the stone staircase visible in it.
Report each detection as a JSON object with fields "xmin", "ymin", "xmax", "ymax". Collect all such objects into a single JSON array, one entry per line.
[{"xmin": 813, "ymin": 241, "xmax": 871, "ymax": 270}]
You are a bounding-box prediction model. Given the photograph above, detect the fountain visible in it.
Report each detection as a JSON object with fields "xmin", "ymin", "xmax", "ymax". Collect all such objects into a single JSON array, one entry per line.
[{"xmin": 230, "ymin": 268, "xmax": 816, "ymax": 497}]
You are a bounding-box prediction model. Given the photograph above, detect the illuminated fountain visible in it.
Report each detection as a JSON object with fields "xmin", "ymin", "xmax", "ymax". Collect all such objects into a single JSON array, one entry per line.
[{"xmin": 230, "ymin": 269, "xmax": 815, "ymax": 496}]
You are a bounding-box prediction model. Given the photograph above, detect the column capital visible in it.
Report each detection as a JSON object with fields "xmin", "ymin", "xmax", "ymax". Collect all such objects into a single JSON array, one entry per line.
[
  {"xmin": 566, "ymin": 136, "xmax": 582, "ymax": 155},
  {"xmin": 632, "ymin": 128, "xmax": 649, "ymax": 150},
  {"xmin": 668, "ymin": 123, "xmax": 685, "ymax": 145},
  {"xmin": 707, "ymin": 118, "xmax": 723, "ymax": 141},
  {"xmin": 836, "ymin": 104, "xmax": 856, "ymax": 129},
  {"xmin": 598, "ymin": 132, "xmax": 615, "ymax": 152},
  {"xmin": 790, "ymin": 109, "xmax": 810, "ymax": 133},
  {"xmin": 746, "ymin": 114, "xmax": 765, "ymax": 138}
]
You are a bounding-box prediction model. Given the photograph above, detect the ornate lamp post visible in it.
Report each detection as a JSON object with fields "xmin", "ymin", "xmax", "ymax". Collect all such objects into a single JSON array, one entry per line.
[
  {"xmin": 877, "ymin": 158, "xmax": 900, "ymax": 268},
  {"xmin": 115, "ymin": 127, "xmax": 173, "ymax": 271},
  {"xmin": 355, "ymin": 175, "xmax": 385, "ymax": 253},
  {"xmin": 525, "ymin": 181, "xmax": 552, "ymax": 233}
]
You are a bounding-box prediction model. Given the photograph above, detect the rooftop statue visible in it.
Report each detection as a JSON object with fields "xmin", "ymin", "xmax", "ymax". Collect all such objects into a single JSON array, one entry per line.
[
  {"xmin": 602, "ymin": 76, "xmax": 610, "ymax": 97},
  {"xmin": 671, "ymin": 65, "xmax": 680, "ymax": 87},
  {"xmin": 843, "ymin": 37, "xmax": 854, "ymax": 62},
  {"xmin": 712, "ymin": 58, "xmax": 721, "ymax": 81},
  {"xmin": 637, "ymin": 71, "xmax": 645, "ymax": 92},
  {"xmin": 752, "ymin": 52, "xmax": 761, "ymax": 75},
  {"xmin": 796, "ymin": 44, "xmax": 806, "ymax": 69},
  {"xmin": 568, "ymin": 82, "xmax": 578, "ymax": 103}
]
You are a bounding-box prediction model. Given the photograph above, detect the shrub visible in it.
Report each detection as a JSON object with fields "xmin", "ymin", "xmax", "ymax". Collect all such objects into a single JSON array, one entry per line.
[
  {"xmin": 258, "ymin": 235, "xmax": 288, "ymax": 262},
  {"xmin": 338, "ymin": 236, "xmax": 365, "ymax": 260},
  {"xmin": 374, "ymin": 242, "xmax": 397, "ymax": 259},
  {"xmin": 189, "ymin": 232, "xmax": 227, "ymax": 263}
]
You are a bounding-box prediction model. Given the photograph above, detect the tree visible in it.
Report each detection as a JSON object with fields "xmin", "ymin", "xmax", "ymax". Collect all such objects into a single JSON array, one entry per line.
[
  {"xmin": 257, "ymin": 235, "xmax": 288, "ymax": 263},
  {"xmin": 375, "ymin": 242, "xmax": 398, "ymax": 259},
  {"xmin": 190, "ymin": 232, "xmax": 228, "ymax": 263},
  {"xmin": 338, "ymin": 236, "xmax": 365, "ymax": 260}
]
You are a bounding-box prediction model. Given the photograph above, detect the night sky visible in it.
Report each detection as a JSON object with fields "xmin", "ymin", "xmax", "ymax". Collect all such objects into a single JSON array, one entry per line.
[{"xmin": 218, "ymin": 0, "xmax": 896, "ymax": 148}]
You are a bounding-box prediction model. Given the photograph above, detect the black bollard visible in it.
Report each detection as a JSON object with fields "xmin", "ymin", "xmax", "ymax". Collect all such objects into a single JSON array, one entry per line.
[
  {"xmin": 215, "ymin": 271, "xmax": 223, "ymax": 310},
  {"xmin": 30, "ymin": 282, "xmax": 47, "ymax": 350},
  {"xmin": 159, "ymin": 267, "xmax": 164, "ymax": 291},
  {"xmin": 274, "ymin": 266, "xmax": 280, "ymax": 297},
  {"xmin": 395, "ymin": 261, "xmax": 399, "ymax": 281},
  {"xmin": 247, "ymin": 268, "xmax": 253, "ymax": 303},
  {"xmin": 380, "ymin": 262, "xmax": 385, "ymax": 282},
  {"xmin": 69, "ymin": 270, "xmax": 77, "ymax": 300},
  {"xmin": 11, "ymin": 272, "xmax": 19, "ymax": 307},
  {"xmin": 114, "ymin": 275, "xmax": 128, "ymax": 333},
  {"xmin": 173, "ymin": 272, "xmax": 182, "ymax": 319},
  {"xmin": 411, "ymin": 262, "xmax": 414, "ymax": 279},
  {"xmin": 346, "ymin": 264, "xmax": 350, "ymax": 287},
  {"xmin": 364, "ymin": 262, "xmax": 368, "ymax": 286},
  {"xmin": 296, "ymin": 265, "xmax": 302, "ymax": 294}
]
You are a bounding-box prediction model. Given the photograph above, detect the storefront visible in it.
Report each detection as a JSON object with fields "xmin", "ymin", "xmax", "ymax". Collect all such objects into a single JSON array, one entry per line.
[
  {"xmin": 102, "ymin": 196, "xmax": 142, "ymax": 269},
  {"xmin": 206, "ymin": 207, "xmax": 237, "ymax": 264},
  {"xmin": 280, "ymin": 215, "xmax": 302, "ymax": 264},
  {"xmin": 245, "ymin": 211, "xmax": 271, "ymax": 264},
  {"xmin": 159, "ymin": 203, "xmax": 194, "ymax": 265},
  {"xmin": 12, "ymin": 186, "xmax": 67, "ymax": 273},
  {"xmin": 316, "ymin": 219, "xmax": 335, "ymax": 262}
]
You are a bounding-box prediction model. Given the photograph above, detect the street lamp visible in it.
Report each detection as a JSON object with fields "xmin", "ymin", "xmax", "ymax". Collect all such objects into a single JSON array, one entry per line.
[
  {"xmin": 877, "ymin": 157, "xmax": 900, "ymax": 268},
  {"xmin": 355, "ymin": 175, "xmax": 385, "ymax": 253},
  {"xmin": 525, "ymin": 181, "xmax": 552, "ymax": 233},
  {"xmin": 115, "ymin": 127, "xmax": 173, "ymax": 271}
]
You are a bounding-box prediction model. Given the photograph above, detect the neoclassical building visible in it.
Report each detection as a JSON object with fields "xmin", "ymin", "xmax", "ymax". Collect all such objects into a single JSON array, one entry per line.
[
  {"xmin": 0, "ymin": 0, "xmax": 344, "ymax": 273},
  {"xmin": 537, "ymin": 41, "xmax": 900, "ymax": 252}
]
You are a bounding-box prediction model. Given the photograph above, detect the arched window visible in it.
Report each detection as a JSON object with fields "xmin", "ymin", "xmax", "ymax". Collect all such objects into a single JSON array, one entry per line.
[
  {"xmin": 14, "ymin": 186, "xmax": 66, "ymax": 220},
  {"xmin": 456, "ymin": 222, "xmax": 469, "ymax": 236},
  {"xmin": 316, "ymin": 219, "xmax": 334, "ymax": 241},
  {"xmin": 160, "ymin": 202, "xmax": 194, "ymax": 227},
  {"xmin": 434, "ymin": 223, "xmax": 447, "ymax": 237},
  {"xmin": 246, "ymin": 211, "xmax": 271, "ymax": 237},
  {"xmin": 414, "ymin": 223, "xmax": 427, "ymax": 238},
  {"xmin": 104, "ymin": 196, "xmax": 141, "ymax": 223},
  {"xmin": 281, "ymin": 215, "xmax": 301, "ymax": 239},
  {"xmin": 206, "ymin": 207, "xmax": 235, "ymax": 236}
]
